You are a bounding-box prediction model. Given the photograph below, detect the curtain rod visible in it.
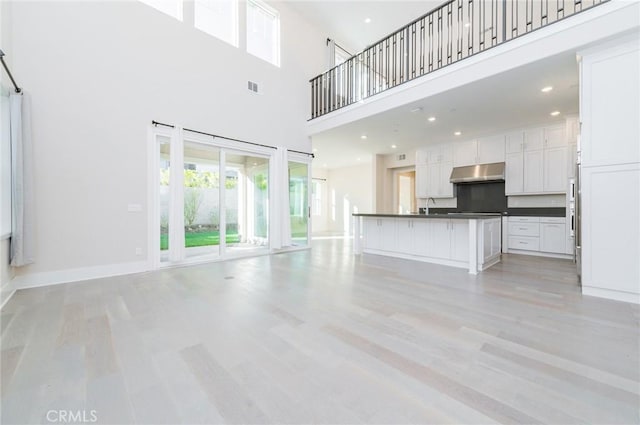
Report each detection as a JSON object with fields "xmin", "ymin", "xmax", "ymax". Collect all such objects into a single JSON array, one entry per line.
[
  {"xmin": 152, "ymin": 120, "xmax": 314, "ymax": 158},
  {"xmin": 0, "ymin": 50, "xmax": 22, "ymax": 93}
]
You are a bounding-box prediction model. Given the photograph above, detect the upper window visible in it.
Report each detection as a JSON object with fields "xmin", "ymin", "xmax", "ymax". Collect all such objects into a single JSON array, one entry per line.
[
  {"xmin": 139, "ymin": 0, "xmax": 183, "ymax": 21},
  {"xmin": 195, "ymin": 0, "xmax": 238, "ymax": 46},
  {"xmin": 246, "ymin": 0, "xmax": 280, "ymax": 67}
]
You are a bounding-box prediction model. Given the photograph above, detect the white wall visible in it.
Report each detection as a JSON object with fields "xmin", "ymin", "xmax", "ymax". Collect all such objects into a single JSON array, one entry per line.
[
  {"xmin": 326, "ymin": 163, "xmax": 373, "ymax": 234},
  {"xmin": 579, "ymin": 33, "xmax": 640, "ymax": 304},
  {"xmin": 311, "ymin": 168, "xmax": 329, "ymax": 233},
  {"xmin": 4, "ymin": 1, "xmax": 326, "ymax": 279}
]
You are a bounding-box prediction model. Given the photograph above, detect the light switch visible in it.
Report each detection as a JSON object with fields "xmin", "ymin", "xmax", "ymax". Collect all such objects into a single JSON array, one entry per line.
[{"xmin": 127, "ymin": 204, "xmax": 142, "ymax": 212}]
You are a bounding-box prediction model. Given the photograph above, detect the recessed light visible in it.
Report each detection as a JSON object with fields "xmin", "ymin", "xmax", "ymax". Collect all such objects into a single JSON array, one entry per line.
[
  {"xmin": 357, "ymin": 157, "xmax": 361, "ymax": 161},
  {"xmin": 364, "ymin": 18, "xmax": 371, "ymax": 24},
  {"xmin": 550, "ymin": 111, "xmax": 560, "ymax": 116},
  {"xmin": 541, "ymin": 86, "xmax": 553, "ymax": 93},
  {"xmin": 464, "ymin": 23, "xmax": 471, "ymax": 28},
  {"xmin": 391, "ymin": 144, "xmax": 397, "ymax": 149},
  {"xmin": 361, "ymin": 135, "xmax": 367, "ymax": 139},
  {"xmin": 428, "ymin": 116, "xmax": 436, "ymax": 122},
  {"xmin": 253, "ymin": 162, "xmax": 257, "ymax": 166},
  {"xmin": 454, "ymin": 131, "xmax": 462, "ymax": 136}
]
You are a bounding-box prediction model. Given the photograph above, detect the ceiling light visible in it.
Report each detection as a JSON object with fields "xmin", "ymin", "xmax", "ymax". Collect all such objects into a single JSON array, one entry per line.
[
  {"xmin": 410, "ymin": 107, "xmax": 422, "ymax": 113},
  {"xmin": 391, "ymin": 144, "xmax": 397, "ymax": 149},
  {"xmin": 428, "ymin": 116, "xmax": 436, "ymax": 122},
  {"xmin": 550, "ymin": 111, "xmax": 560, "ymax": 116},
  {"xmin": 364, "ymin": 18, "xmax": 371, "ymax": 24},
  {"xmin": 357, "ymin": 157, "xmax": 361, "ymax": 161},
  {"xmin": 454, "ymin": 131, "xmax": 462, "ymax": 136},
  {"xmin": 361, "ymin": 135, "xmax": 367, "ymax": 139},
  {"xmin": 541, "ymin": 86, "xmax": 553, "ymax": 93},
  {"xmin": 464, "ymin": 23, "xmax": 471, "ymax": 28}
]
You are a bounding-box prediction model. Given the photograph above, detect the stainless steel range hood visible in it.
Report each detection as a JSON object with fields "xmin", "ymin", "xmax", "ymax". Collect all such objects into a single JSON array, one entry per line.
[{"xmin": 449, "ymin": 162, "xmax": 505, "ymax": 184}]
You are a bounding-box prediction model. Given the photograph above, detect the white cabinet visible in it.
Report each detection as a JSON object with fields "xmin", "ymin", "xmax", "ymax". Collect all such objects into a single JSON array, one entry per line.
[
  {"xmin": 453, "ymin": 136, "xmax": 505, "ymax": 167},
  {"xmin": 523, "ymin": 149, "xmax": 544, "ymax": 193},
  {"xmin": 543, "ymin": 146, "xmax": 568, "ymax": 192},
  {"xmin": 416, "ymin": 149, "xmax": 429, "ymax": 165},
  {"xmin": 506, "ymin": 126, "xmax": 568, "ymax": 195},
  {"xmin": 428, "ymin": 219, "xmax": 451, "ymax": 259},
  {"xmin": 506, "ymin": 216, "xmax": 568, "ymax": 256},
  {"xmin": 397, "ymin": 219, "xmax": 430, "ymax": 256},
  {"xmin": 415, "ymin": 164, "xmax": 428, "ymax": 198},
  {"xmin": 451, "ymin": 220, "xmax": 470, "ymax": 262},
  {"xmin": 362, "ymin": 218, "xmax": 397, "ymax": 252},
  {"xmin": 420, "ymin": 145, "xmax": 454, "ymax": 199},
  {"xmin": 540, "ymin": 218, "xmax": 566, "ymax": 254}
]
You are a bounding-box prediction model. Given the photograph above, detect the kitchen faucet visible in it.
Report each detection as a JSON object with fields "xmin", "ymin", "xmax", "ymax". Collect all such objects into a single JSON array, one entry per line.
[{"xmin": 425, "ymin": 197, "xmax": 436, "ymax": 214}]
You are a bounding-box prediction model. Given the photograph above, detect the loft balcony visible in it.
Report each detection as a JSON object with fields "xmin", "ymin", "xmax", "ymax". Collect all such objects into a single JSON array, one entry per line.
[{"xmin": 309, "ymin": 0, "xmax": 610, "ymax": 120}]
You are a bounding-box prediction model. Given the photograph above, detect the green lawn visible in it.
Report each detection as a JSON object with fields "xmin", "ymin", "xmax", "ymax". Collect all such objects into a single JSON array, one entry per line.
[{"xmin": 161, "ymin": 231, "xmax": 240, "ymax": 250}]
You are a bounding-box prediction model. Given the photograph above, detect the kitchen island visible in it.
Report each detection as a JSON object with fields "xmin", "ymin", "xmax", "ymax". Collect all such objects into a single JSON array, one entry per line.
[{"xmin": 353, "ymin": 213, "xmax": 502, "ymax": 274}]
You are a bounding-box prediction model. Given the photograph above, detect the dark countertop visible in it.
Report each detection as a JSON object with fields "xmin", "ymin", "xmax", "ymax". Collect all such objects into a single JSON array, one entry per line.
[
  {"xmin": 353, "ymin": 213, "xmax": 502, "ymax": 220},
  {"xmin": 426, "ymin": 207, "xmax": 566, "ymax": 217}
]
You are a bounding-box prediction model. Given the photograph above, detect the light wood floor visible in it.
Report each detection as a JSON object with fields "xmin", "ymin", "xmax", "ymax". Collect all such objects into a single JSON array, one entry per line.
[{"xmin": 1, "ymin": 238, "xmax": 639, "ymax": 424}]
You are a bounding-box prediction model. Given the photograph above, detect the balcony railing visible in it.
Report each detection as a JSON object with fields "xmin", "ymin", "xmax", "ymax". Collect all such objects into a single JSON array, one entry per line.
[{"xmin": 310, "ymin": 0, "xmax": 609, "ymax": 119}]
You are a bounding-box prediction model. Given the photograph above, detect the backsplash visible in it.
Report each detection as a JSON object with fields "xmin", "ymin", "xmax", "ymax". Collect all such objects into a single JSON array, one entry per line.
[{"xmin": 508, "ymin": 194, "xmax": 566, "ymax": 208}]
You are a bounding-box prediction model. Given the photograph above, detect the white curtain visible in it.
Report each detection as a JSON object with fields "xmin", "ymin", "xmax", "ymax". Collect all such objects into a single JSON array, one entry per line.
[
  {"xmin": 10, "ymin": 92, "xmax": 34, "ymax": 267},
  {"xmin": 274, "ymin": 147, "xmax": 292, "ymax": 249}
]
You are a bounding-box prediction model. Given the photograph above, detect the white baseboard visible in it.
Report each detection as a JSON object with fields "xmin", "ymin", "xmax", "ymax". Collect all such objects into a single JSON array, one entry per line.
[
  {"xmin": 507, "ymin": 249, "xmax": 573, "ymax": 260},
  {"xmin": 12, "ymin": 261, "xmax": 150, "ymax": 290},
  {"xmin": 582, "ymin": 286, "xmax": 640, "ymax": 304}
]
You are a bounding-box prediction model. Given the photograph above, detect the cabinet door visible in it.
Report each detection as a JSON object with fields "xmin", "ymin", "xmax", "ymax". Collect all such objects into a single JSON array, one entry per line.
[
  {"xmin": 506, "ymin": 131, "xmax": 524, "ymax": 153},
  {"xmin": 396, "ymin": 220, "xmax": 414, "ymax": 254},
  {"xmin": 427, "ymin": 164, "xmax": 440, "ymax": 197},
  {"xmin": 440, "ymin": 145, "xmax": 453, "ymax": 163},
  {"xmin": 523, "ymin": 150, "xmax": 544, "ymax": 193},
  {"xmin": 524, "ymin": 128, "xmax": 544, "ymax": 151},
  {"xmin": 567, "ymin": 143, "xmax": 577, "ymax": 179},
  {"xmin": 544, "ymin": 125, "xmax": 566, "ymax": 148},
  {"xmin": 490, "ymin": 219, "xmax": 501, "ymax": 257},
  {"xmin": 415, "ymin": 164, "xmax": 429, "ymax": 198},
  {"xmin": 541, "ymin": 223, "xmax": 566, "ymax": 253},
  {"xmin": 543, "ymin": 146, "xmax": 568, "ymax": 193},
  {"xmin": 362, "ymin": 218, "xmax": 381, "ymax": 250},
  {"xmin": 477, "ymin": 135, "xmax": 505, "ymax": 164},
  {"xmin": 450, "ymin": 220, "xmax": 469, "ymax": 262},
  {"xmin": 505, "ymin": 152, "xmax": 524, "ymax": 194},
  {"xmin": 453, "ymin": 140, "xmax": 478, "ymax": 167},
  {"xmin": 426, "ymin": 147, "xmax": 441, "ymax": 164},
  {"xmin": 379, "ymin": 219, "xmax": 398, "ymax": 252},
  {"xmin": 412, "ymin": 220, "xmax": 431, "ymax": 257},
  {"xmin": 439, "ymin": 162, "xmax": 454, "ymax": 198},
  {"xmin": 428, "ymin": 220, "xmax": 451, "ymax": 259}
]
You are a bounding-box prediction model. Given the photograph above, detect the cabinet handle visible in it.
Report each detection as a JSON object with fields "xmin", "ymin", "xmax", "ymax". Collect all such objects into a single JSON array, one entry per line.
[{"xmin": 519, "ymin": 227, "xmax": 528, "ymax": 230}]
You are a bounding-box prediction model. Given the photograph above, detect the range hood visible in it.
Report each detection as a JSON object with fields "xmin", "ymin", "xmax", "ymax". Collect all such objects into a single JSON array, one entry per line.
[{"xmin": 450, "ymin": 162, "xmax": 505, "ymax": 184}]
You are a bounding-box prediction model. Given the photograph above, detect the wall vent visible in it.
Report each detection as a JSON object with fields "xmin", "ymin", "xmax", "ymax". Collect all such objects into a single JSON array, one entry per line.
[
  {"xmin": 397, "ymin": 154, "xmax": 406, "ymax": 161},
  {"xmin": 248, "ymin": 81, "xmax": 259, "ymax": 93}
]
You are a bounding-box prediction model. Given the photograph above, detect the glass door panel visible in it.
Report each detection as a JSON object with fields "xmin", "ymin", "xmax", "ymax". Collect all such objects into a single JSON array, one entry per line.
[
  {"xmin": 159, "ymin": 136, "xmax": 171, "ymax": 264},
  {"xmin": 183, "ymin": 141, "xmax": 221, "ymax": 260},
  {"xmin": 225, "ymin": 153, "xmax": 269, "ymax": 255},
  {"xmin": 289, "ymin": 161, "xmax": 309, "ymax": 246}
]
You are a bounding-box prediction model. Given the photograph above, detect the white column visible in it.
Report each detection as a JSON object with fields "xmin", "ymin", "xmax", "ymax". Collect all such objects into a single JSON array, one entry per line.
[{"xmin": 468, "ymin": 219, "xmax": 478, "ymax": 274}]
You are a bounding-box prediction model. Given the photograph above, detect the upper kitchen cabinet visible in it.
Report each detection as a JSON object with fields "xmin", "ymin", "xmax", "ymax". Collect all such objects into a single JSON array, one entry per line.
[
  {"xmin": 453, "ymin": 136, "xmax": 505, "ymax": 167},
  {"xmin": 505, "ymin": 125, "xmax": 568, "ymax": 195},
  {"xmin": 416, "ymin": 145, "xmax": 454, "ymax": 199}
]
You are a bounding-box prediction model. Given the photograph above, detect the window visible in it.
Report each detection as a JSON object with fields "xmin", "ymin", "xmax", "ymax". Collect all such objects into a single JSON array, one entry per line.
[
  {"xmin": 195, "ymin": 0, "xmax": 238, "ymax": 46},
  {"xmin": 246, "ymin": 0, "xmax": 280, "ymax": 66},
  {"xmin": 138, "ymin": 0, "xmax": 183, "ymax": 21}
]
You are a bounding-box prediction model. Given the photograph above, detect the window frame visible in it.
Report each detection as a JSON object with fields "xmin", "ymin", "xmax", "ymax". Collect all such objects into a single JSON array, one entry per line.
[{"xmin": 246, "ymin": 0, "xmax": 281, "ymax": 67}]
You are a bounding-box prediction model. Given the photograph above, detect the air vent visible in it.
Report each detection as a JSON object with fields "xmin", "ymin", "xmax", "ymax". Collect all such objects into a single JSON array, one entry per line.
[
  {"xmin": 248, "ymin": 81, "xmax": 259, "ymax": 93},
  {"xmin": 397, "ymin": 154, "xmax": 406, "ymax": 161}
]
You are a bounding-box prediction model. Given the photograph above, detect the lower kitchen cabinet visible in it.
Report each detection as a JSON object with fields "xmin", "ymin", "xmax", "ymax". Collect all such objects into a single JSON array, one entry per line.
[
  {"xmin": 362, "ymin": 218, "xmax": 397, "ymax": 252},
  {"xmin": 506, "ymin": 216, "xmax": 569, "ymax": 257}
]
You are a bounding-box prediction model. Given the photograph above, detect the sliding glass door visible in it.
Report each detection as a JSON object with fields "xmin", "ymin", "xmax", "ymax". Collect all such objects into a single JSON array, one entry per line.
[
  {"xmin": 289, "ymin": 160, "xmax": 309, "ymax": 246},
  {"xmin": 153, "ymin": 129, "xmax": 272, "ymax": 266}
]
